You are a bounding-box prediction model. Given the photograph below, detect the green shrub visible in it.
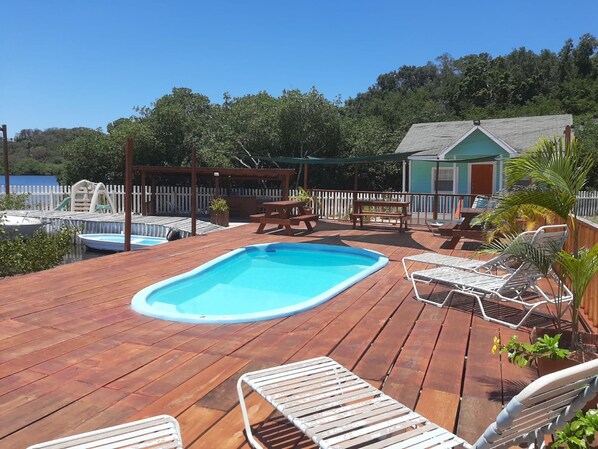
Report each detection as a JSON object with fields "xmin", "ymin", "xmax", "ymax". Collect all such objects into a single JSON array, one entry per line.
[
  {"xmin": 0, "ymin": 227, "xmax": 76, "ymax": 277},
  {"xmin": 0, "ymin": 193, "xmax": 29, "ymax": 210}
]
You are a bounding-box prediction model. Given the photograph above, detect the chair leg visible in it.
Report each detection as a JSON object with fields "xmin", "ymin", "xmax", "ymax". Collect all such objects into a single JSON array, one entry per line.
[
  {"xmin": 411, "ymin": 276, "xmax": 453, "ymax": 307},
  {"xmin": 237, "ymin": 377, "xmax": 265, "ymax": 449}
]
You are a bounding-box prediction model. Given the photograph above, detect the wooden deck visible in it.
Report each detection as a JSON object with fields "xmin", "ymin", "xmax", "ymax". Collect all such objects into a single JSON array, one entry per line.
[{"xmin": 0, "ymin": 221, "xmax": 553, "ymax": 448}]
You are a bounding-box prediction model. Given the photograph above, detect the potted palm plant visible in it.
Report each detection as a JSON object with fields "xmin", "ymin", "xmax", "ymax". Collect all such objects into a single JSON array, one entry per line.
[
  {"xmin": 210, "ymin": 197, "xmax": 229, "ymax": 227},
  {"xmin": 484, "ymin": 136, "xmax": 598, "ymax": 357}
]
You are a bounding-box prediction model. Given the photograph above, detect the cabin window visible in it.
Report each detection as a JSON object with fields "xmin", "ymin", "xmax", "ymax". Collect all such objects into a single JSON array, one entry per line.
[{"xmin": 431, "ymin": 167, "xmax": 456, "ymax": 193}]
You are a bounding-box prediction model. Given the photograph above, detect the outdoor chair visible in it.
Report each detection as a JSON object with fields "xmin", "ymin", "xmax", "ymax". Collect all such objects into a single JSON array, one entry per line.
[
  {"xmin": 409, "ymin": 232, "xmax": 573, "ymax": 329},
  {"xmin": 402, "ymin": 224, "xmax": 568, "ymax": 280},
  {"xmin": 238, "ymin": 356, "xmax": 598, "ymax": 449},
  {"xmin": 26, "ymin": 415, "xmax": 183, "ymax": 449}
]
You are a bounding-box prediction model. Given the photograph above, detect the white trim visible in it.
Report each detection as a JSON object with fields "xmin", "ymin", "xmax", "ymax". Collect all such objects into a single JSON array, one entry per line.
[
  {"xmin": 468, "ymin": 162, "xmax": 495, "ymax": 195},
  {"xmin": 402, "ymin": 160, "xmax": 406, "ymax": 192},
  {"xmin": 499, "ymin": 160, "xmax": 504, "ymax": 191},
  {"xmin": 437, "ymin": 125, "xmax": 517, "ymax": 160},
  {"xmin": 408, "ymin": 160, "xmax": 412, "ymax": 192}
]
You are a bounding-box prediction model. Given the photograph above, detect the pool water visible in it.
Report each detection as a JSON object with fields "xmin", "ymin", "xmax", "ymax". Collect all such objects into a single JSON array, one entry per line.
[{"xmin": 132, "ymin": 242, "xmax": 388, "ymax": 323}]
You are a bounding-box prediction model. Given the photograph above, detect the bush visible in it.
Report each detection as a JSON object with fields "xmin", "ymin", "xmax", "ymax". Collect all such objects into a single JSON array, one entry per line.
[
  {"xmin": 0, "ymin": 227, "xmax": 77, "ymax": 277},
  {"xmin": 0, "ymin": 193, "xmax": 29, "ymax": 210}
]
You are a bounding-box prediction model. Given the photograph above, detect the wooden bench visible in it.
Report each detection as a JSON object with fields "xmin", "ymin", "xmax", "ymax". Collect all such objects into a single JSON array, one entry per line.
[{"xmin": 350, "ymin": 212, "xmax": 411, "ymax": 232}]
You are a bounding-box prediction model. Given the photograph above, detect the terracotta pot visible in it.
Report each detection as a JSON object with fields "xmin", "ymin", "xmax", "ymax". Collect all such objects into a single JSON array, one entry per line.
[
  {"xmin": 210, "ymin": 210, "xmax": 229, "ymax": 227},
  {"xmin": 532, "ymin": 327, "xmax": 598, "ymax": 410}
]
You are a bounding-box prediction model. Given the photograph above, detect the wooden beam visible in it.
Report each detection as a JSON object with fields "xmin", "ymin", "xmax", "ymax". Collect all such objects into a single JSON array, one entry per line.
[
  {"xmin": 191, "ymin": 148, "xmax": 197, "ymax": 236},
  {"xmin": 303, "ymin": 163, "xmax": 309, "ymax": 189},
  {"xmin": 140, "ymin": 171, "xmax": 147, "ymax": 216},
  {"xmin": 124, "ymin": 138, "xmax": 134, "ymax": 252},
  {"xmin": 2, "ymin": 125, "xmax": 9, "ymax": 195}
]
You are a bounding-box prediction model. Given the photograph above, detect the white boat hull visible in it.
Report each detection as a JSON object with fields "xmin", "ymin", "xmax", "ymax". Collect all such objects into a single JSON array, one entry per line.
[
  {"xmin": 1, "ymin": 215, "xmax": 44, "ymax": 239},
  {"xmin": 79, "ymin": 233, "xmax": 168, "ymax": 252}
]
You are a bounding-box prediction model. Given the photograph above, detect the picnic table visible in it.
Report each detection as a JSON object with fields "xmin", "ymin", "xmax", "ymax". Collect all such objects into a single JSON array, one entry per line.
[
  {"xmin": 350, "ymin": 199, "xmax": 411, "ymax": 232},
  {"xmin": 250, "ymin": 200, "xmax": 318, "ymax": 236},
  {"xmin": 438, "ymin": 207, "xmax": 487, "ymax": 247}
]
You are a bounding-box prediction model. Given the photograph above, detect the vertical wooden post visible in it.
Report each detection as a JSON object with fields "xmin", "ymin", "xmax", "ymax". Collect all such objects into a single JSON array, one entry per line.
[
  {"xmin": 401, "ymin": 160, "xmax": 406, "ymax": 193},
  {"xmin": 352, "ymin": 164, "xmax": 359, "ymax": 205},
  {"xmin": 214, "ymin": 172, "xmax": 221, "ymax": 197},
  {"xmin": 564, "ymin": 125, "xmax": 572, "ymax": 145},
  {"xmin": 2, "ymin": 125, "xmax": 9, "ymax": 195},
  {"xmin": 191, "ymin": 148, "xmax": 197, "ymax": 236},
  {"xmin": 151, "ymin": 177, "xmax": 157, "ymax": 215},
  {"xmin": 140, "ymin": 170, "xmax": 147, "ymax": 216},
  {"xmin": 303, "ymin": 163, "xmax": 309, "ymax": 189},
  {"xmin": 124, "ymin": 139, "xmax": 133, "ymax": 252},
  {"xmin": 433, "ymin": 159, "xmax": 440, "ymax": 220},
  {"xmin": 282, "ymin": 174, "xmax": 290, "ymax": 200}
]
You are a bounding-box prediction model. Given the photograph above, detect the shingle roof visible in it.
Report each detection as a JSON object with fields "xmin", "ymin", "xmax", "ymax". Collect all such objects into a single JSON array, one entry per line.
[{"xmin": 395, "ymin": 114, "xmax": 573, "ymax": 158}]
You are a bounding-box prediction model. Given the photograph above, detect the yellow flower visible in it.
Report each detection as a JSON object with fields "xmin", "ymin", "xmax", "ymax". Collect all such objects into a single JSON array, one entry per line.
[{"xmin": 492, "ymin": 336, "xmax": 501, "ymax": 354}]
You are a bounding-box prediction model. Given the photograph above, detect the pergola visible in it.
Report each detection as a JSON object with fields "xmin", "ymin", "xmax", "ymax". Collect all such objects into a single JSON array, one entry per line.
[
  {"xmin": 123, "ymin": 140, "xmax": 295, "ymax": 250},
  {"xmin": 133, "ymin": 165, "xmax": 295, "ymax": 215}
]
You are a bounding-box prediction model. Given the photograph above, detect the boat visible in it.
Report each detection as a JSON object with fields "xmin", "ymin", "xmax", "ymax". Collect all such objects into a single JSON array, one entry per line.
[
  {"xmin": 1, "ymin": 215, "xmax": 44, "ymax": 239},
  {"xmin": 79, "ymin": 233, "xmax": 168, "ymax": 252}
]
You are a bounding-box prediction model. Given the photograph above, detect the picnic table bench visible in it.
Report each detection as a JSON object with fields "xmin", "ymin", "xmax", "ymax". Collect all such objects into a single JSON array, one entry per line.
[
  {"xmin": 250, "ymin": 200, "xmax": 318, "ymax": 236},
  {"xmin": 350, "ymin": 199, "xmax": 411, "ymax": 232}
]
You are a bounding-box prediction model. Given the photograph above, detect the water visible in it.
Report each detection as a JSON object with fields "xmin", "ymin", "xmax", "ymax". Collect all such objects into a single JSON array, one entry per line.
[
  {"xmin": 132, "ymin": 243, "xmax": 388, "ymax": 324},
  {"xmin": 0, "ymin": 175, "xmax": 59, "ymax": 186}
]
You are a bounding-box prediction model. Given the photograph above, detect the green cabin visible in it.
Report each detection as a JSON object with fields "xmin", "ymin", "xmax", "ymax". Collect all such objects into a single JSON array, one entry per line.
[{"xmin": 395, "ymin": 114, "xmax": 572, "ymax": 195}]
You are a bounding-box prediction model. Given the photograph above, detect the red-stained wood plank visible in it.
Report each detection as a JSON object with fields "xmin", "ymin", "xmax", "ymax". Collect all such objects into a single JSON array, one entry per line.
[{"xmin": 0, "ymin": 222, "xmax": 548, "ymax": 448}]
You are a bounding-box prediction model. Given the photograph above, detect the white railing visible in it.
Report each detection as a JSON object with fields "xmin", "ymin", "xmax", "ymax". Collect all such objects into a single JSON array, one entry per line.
[{"xmin": 1, "ymin": 185, "xmax": 597, "ymax": 222}]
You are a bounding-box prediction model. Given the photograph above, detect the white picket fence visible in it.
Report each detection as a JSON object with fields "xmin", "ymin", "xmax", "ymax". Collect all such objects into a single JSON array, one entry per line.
[
  {"xmin": 0, "ymin": 185, "xmax": 291, "ymax": 215},
  {"xmin": 2, "ymin": 185, "xmax": 598, "ymax": 220}
]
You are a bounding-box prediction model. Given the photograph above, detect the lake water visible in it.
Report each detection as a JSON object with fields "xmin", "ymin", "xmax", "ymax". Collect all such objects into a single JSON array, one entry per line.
[{"xmin": 0, "ymin": 175, "xmax": 59, "ymax": 186}]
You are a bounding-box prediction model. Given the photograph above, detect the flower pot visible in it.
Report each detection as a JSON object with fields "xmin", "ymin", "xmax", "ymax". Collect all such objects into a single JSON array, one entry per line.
[
  {"xmin": 210, "ymin": 210, "xmax": 229, "ymax": 227},
  {"xmin": 532, "ymin": 327, "xmax": 598, "ymax": 410}
]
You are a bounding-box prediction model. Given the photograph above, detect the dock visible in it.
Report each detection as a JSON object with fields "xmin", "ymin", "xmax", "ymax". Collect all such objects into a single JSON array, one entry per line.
[{"xmin": 3, "ymin": 210, "xmax": 224, "ymax": 237}]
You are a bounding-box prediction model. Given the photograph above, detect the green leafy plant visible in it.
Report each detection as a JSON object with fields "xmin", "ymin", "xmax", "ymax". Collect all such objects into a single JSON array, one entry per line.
[
  {"xmin": 482, "ymin": 136, "xmax": 598, "ymax": 346},
  {"xmin": 492, "ymin": 334, "xmax": 571, "ymax": 367},
  {"xmin": 552, "ymin": 409, "xmax": 598, "ymax": 449},
  {"xmin": 0, "ymin": 193, "xmax": 29, "ymax": 210},
  {"xmin": 291, "ymin": 187, "xmax": 314, "ymax": 205},
  {"xmin": 0, "ymin": 226, "xmax": 77, "ymax": 277},
  {"xmin": 210, "ymin": 197, "xmax": 229, "ymax": 213}
]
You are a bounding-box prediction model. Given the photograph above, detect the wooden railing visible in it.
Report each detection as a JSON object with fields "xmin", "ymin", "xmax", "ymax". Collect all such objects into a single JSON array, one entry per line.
[
  {"xmin": 565, "ymin": 217, "xmax": 598, "ymax": 327},
  {"xmin": 309, "ymin": 189, "xmax": 477, "ymax": 226}
]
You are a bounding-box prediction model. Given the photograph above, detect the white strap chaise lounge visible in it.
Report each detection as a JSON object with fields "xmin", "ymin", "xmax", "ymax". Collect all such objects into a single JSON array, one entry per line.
[
  {"xmin": 26, "ymin": 415, "xmax": 183, "ymax": 449},
  {"xmin": 402, "ymin": 224, "xmax": 568, "ymax": 280},
  {"xmin": 410, "ymin": 254, "xmax": 572, "ymax": 329},
  {"xmin": 238, "ymin": 356, "xmax": 598, "ymax": 449}
]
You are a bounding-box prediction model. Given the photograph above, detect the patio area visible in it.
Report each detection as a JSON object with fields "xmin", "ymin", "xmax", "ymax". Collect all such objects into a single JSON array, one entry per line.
[{"xmin": 0, "ymin": 221, "xmax": 552, "ymax": 448}]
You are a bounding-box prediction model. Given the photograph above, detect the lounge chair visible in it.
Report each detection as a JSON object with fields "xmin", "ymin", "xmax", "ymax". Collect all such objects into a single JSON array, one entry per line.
[
  {"xmin": 402, "ymin": 224, "xmax": 568, "ymax": 280},
  {"xmin": 410, "ymin": 239, "xmax": 573, "ymax": 329},
  {"xmin": 27, "ymin": 415, "xmax": 182, "ymax": 449},
  {"xmin": 238, "ymin": 356, "xmax": 598, "ymax": 449}
]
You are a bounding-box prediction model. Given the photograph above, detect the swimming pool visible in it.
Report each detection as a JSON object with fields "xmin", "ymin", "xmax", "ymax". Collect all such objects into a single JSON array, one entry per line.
[{"xmin": 131, "ymin": 242, "xmax": 388, "ymax": 323}]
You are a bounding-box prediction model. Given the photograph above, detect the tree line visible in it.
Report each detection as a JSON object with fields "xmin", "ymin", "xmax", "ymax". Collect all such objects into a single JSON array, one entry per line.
[{"xmin": 2, "ymin": 33, "xmax": 597, "ymax": 190}]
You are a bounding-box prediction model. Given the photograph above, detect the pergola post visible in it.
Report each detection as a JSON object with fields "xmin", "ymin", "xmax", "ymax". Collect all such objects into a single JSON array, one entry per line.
[
  {"xmin": 151, "ymin": 177, "xmax": 157, "ymax": 215},
  {"xmin": 2, "ymin": 125, "xmax": 9, "ymax": 195},
  {"xmin": 303, "ymin": 163, "xmax": 309, "ymax": 189},
  {"xmin": 353, "ymin": 164, "xmax": 359, "ymax": 204},
  {"xmin": 124, "ymin": 139, "xmax": 134, "ymax": 252},
  {"xmin": 140, "ymin": 170, "xmax": 147, "ymax": 216},
  {"xmin": 191, "ymin": 148, "xmax": 197, "ymax": 236},
  {"xmin": 433, "ymin": 159, "xmax": 440, "ymax": 220},
  {"xmin": 282, "ymin": 174, "xmax": 290, "ymax": 200}
]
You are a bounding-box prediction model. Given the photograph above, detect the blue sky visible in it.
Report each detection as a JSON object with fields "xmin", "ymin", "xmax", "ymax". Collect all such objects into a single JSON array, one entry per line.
[{"xmin": 1, "ymin": 0, "xmax": 597, "ymax": 138}]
